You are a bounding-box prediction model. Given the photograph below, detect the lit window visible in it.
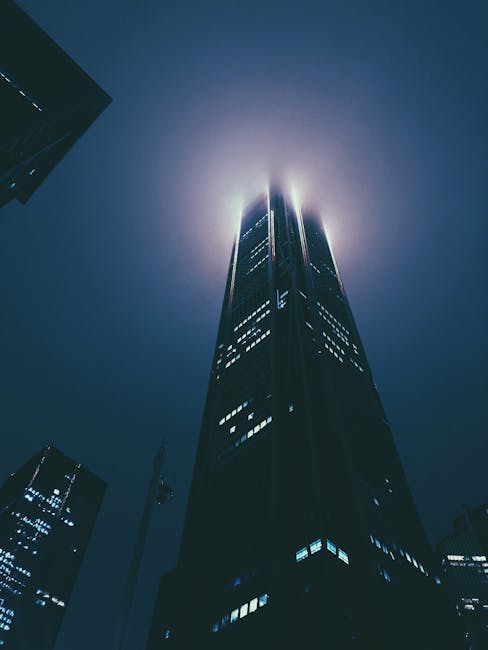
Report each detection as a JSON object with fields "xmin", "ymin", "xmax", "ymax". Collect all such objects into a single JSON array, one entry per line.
[
  {"xmin": 240, "ymin": 603, "xmax": 248, "ymax": 618},
  {"xmin": 326, "ymin": 539, "xmax": 337, "ymax": 554},
  {"xmin": 259, "ymin": 593, "xmax": 268, "ymax": 607},
  {"xmin": 310, "ymin": 539, "xmax": 322, "ymax": 554},
  {"xmin": 230, "ymin": 609, "xmax": 239, "ymax": 623},
  {"xmin": 249, "ymin": 598, "xmax": 258, "ymax": 613},
  {"xmin": 338, "ymin": 549, "xmax": 349, "ymax": 564},
  {"xmin": 296, "ymin": 547, "xmax": 309, "ymax": 562}
]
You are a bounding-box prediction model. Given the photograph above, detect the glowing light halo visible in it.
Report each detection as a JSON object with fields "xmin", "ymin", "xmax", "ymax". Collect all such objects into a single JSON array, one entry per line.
[
  {"xmin": 321, "ymin": 216, "xmax": 345, "ymax": 294},
  {"xmin": 229, "ymin": 202, "xmax": 242, "ymax": 302},
  {"xmin": 290, "ymin": 185, "xmax": 309, "ymax": 265},
  {"xmin": 266, "ymin": 184, "xmax": 276, "ymax": 261}
]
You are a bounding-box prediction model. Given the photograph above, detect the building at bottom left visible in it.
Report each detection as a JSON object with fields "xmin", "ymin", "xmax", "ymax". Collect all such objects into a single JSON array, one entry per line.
[{"xmin": 0, "ymin": 445, "xmax": 105, "ymax": 648}]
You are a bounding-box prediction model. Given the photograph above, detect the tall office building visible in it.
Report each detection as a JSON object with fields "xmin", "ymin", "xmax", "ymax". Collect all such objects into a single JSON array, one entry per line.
[
  {"xmin": 148, "ymin": 189, "xmax": 459, "ymax": 649},
  {"xmin": 0, "ymin": 0, "xmax": 111, "ymax": 207},
  {"xmin": 0, "ymin": 445, "xmax": 105, "ymax": 648},
  {"xmin": 438, "ymin": 504, "xmax": 488, "ymax": 649}
]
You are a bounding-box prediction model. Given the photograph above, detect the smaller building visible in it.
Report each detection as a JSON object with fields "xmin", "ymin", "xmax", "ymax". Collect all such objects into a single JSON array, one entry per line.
[
  {"xmin": 0, "ymin": 0, "xmax": 111, "ymax": 207},
  {"xmin": 0, "ymin": 445, "xmax": 106, "ymax": 649},
  {"xmin": 438, "ymin": 504, "xmax": 488, "ymax": 650}
]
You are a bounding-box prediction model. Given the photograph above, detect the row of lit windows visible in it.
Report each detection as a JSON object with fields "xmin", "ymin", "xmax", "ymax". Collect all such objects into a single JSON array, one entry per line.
[
  {"xmin": 225, "ymin": 353, "xmax": 240, "ymax": 369},
  {"xmin": 370, "ymin": 535, "xmax": 427, "ymax": 576},
  {"xmin": 245, "ymin": 329, "xmax": 271, "ymax": 352},
  {"xmin": 212, "ymin": 593, "xmax": 269, "ymax": 633},
  {"xmin": 0, "ymin": 70, "xmax": 43, "ymax": 112},
  {"xmin": 350, "ymin": 358, "xmax": 364, "ymax": 373},
  {"xmin": 295, "ymin": 537, "xmax": 349, "ymax": 565},
  {"xmin": 233, "ymin": 416, "xmax": 272, "ymax": 448},
  {"xmin": 317, "ymin": 305, "xmax": 350, "ymax": 346},
  {"xmin": 234, "ymin": 300, "xmax": 270, "ymax": 332},
  {"xmin": 241, "ymin": 214, "xmax": 268, "ymax": 241},
  {"xmin": 219, "ymin": 399, "xmax": 253, "ymax": 425},
  {"xmin": 310, "ymin": 262, "xmax": 321, "ymax": 275},
  {"xmin": 24, "ymin": 487, "xmax": 45, "ymax": 503},
  {"xmin": 36, "ymin": 588, "xmax": 65, "ymax": 607},
  {"xmin": 445, "ymin": 555, "xmax": 488, "ymax": 573},
  {"xmin": 246, "ymin": 254, "xmax": 268, "ymax": 275},
  {"xmin": 12, "ymin": 512, "xmax": 50, "ymax": 535},
  {"xmin": 0, "ymin": 607, "xmax": 13, "ymax": 624},
  {"xmin": 323, "ymin": 332, "xmax": 346, "ymax": 357},
  {"xmin": 324, "ymin": 341, "xmax": 344, "ymax": 363},
  {"xmin": 459, "ymin": 597, "xmax": 488, "ymax": 612},
  {"xmin": 447, "ymin": 554, "xmax": 487, "ymax": 562},
  {"xmin": 324, "ymin": 263, "xmax": 337, "ymax": 279},
  {"xmin": 236, "ymin": 310, "xmax": 270, "ymax": 343},
  {"xmin": 317, "ymin": 301, "xmax": 349, "ymax": 335},
  {"xmin": 250, "ymin": 236, "xmax": 268, "ymax": 259}
]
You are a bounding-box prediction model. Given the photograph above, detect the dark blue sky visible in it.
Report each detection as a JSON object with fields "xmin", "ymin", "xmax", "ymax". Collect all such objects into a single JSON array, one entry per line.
[{"xmin": 2, "ymin": 1, "xmax": 487, "ymax": 647}]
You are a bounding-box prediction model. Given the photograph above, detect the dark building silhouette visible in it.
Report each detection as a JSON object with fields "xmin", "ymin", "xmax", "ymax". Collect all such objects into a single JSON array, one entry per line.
[
  {"xmin": 148, "ymin": 189, "xmax": 460, "ymax": 649},
  {"xmin": 0, "ymin": 445, "xmax": 105, "ymax": 648},
  {"xmin": 0, "ymin": 0, "xmax": 111, "ymax": 207},
  {"xmin": 438, "ymin": 504, "xmax": 488, "ymax": 649}
]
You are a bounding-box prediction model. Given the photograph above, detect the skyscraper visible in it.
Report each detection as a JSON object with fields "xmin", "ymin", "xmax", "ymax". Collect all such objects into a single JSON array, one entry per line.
[
  {"xmin": 0, "ymin": 445, "xmax": 105, "ymax": 648},
  {"xmin": 438, "ymin": 504, "xmax": 488, "ymax": 649},
  {"xmin": 148, "ymin": 189, "xmax": 459, "ymax": 649},
  {"xmin": 0, "ymin": 0, "xmax": 111, "ymax": 208}
]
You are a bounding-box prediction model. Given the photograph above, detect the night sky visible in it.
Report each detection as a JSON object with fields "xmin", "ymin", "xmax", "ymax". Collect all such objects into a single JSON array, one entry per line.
[{"xmin": 2, "ymin": 1, "xmax": 487, "ymax": 648}]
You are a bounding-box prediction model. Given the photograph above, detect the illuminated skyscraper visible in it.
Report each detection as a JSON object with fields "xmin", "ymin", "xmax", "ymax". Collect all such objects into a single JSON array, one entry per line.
[
  {"xmin": 0, "ymin": 0, "xmax": 111, "ymax": 207},
  {"xmin": 438, "ymin": 504, "xmax": 488, "ymax": 650},
  {"xmin": 148, "ymin": 189, "xmax": 459, "ymax": 649},
  {"xmin": 0, "ymin": 446, "xmax": 105, "ymax": 648}
]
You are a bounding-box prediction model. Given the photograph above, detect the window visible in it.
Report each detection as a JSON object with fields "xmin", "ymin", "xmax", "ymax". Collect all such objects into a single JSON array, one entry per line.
[
  {"xmin": 259, "ymin": 594, "xmax": 269, "ymax": 607},
  {"xmin": 296, "ymin": 547, "xmax": 308, "ymax": 562},
  {"xmin": 310, "ymin": 539, "xmax": 322, "ymax": 554},
  {"xmin": 213, "ymin": 594, "xmax": 269, "ymax": 633}
]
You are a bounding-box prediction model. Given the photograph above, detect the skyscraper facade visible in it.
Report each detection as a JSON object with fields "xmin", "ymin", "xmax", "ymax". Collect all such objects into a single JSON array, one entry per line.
[
  {"xmin": 0, "ymin": 0, "xmax": 111, "ymax": 208},
  {"xmin": 148, "ymin": 189, "xmax": 458, "ymax": 649},
  {"xmin": 438, "ymin": 504, "xmax": 488, "ymax": 649},
  {"xmin": 0, "ymin": 445, "xmax": 105, "ymax": 648}
]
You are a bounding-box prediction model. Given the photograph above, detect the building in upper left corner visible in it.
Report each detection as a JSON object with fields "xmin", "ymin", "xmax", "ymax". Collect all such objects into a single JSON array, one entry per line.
[
  {"xmin": 0, "ymin": 0, "xmax": 111, "ymax": 208},
  {"xmin": 0, "ymin": 445, "xmax": 106, "ymax": 648}
]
